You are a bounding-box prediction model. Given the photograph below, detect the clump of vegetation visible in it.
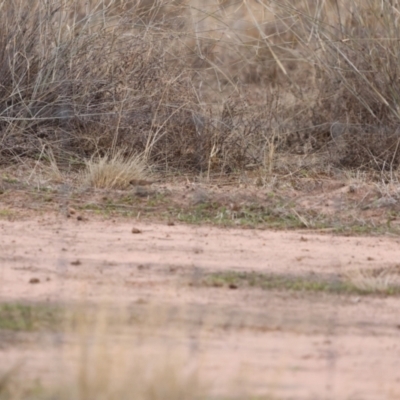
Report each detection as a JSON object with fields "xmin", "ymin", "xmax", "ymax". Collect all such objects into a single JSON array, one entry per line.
[
  {"xmin": 0, "ymin": 0, "xmax": 207, "ymax": 170},
  {"xmin": 346, "ymin": 266, "xmax": 400, "ymax": 294},
  {"xmin": 82, "ymin": 151, "xmax": 148, "ymax": 189},
  {"xmin": 263, "ymin": 0, "xmax": 400, "ymax": 172},
  {"xmin": 1, "ymin": 0, "xmax": 400, "ymax": 176}
]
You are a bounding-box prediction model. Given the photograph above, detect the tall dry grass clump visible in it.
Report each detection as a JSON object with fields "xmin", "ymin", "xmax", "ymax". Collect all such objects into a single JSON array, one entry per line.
[
  {"xmin": 0, "ymin": 0, "xmax": 316, "ymax": 174},
  {"xmin": 0, "ymin": 0, "xmax": 215, "ymax": 171},
  {"xmin": 82, "ymin": 151, "xmax": 148, "ymax": 189},
  {"xmin": 269, "ymin": 0, "xmax": 400, "ymax": 172},
  {"xmin": 1, "ymin": 0, "xmax": 400, "ymax": 174}
]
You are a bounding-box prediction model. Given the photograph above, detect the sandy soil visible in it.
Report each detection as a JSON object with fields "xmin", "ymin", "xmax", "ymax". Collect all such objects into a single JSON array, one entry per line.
[{"xmin": 1, "ymin": 213, "xmax": 400, "ymax": 399}]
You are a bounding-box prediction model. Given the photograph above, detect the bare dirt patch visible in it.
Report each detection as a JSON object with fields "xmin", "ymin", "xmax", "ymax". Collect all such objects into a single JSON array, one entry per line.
[{"xmin": 1, "ymin": 204, "xmax": 400, "ymax": 399}]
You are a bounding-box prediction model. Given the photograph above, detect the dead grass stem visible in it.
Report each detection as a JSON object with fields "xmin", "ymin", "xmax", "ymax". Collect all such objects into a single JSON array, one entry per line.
[{"xmin": 1, "ymin": 0, "xmax": 400, "ymax": 177}]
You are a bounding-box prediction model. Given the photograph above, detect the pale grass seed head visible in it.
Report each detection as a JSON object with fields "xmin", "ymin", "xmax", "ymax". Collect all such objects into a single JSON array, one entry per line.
[
  {"xmin": 346, "ymin": 268, "xmax": 400, "ymax": 294},
  {"xmin": 83, "ymin": 151, "xmax": 148, "ymax": 190}
]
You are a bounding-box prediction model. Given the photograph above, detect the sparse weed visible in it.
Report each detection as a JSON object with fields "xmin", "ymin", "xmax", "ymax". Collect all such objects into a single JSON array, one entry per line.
[
  {"xmin": 201, "ymin": 270, "xmax": 400, "ymax": 296},
  {"xmin": 0, "ymin": 209, "xmax": 13, "ymax": 219},
  {"xmin": 346, "ymin": 267, "xmax": 400, "ymax": 294}
]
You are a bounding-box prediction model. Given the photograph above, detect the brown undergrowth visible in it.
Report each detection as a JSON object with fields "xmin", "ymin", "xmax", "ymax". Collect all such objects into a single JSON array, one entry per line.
[{"xmin": 0, "ymin": 0, "xmax": 400, "ymax": 178}]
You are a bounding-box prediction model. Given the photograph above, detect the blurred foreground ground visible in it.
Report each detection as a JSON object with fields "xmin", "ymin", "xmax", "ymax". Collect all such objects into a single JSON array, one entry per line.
[{"xmin": 1, "ymin": 207, "xmax": 400, "ymax": 399}]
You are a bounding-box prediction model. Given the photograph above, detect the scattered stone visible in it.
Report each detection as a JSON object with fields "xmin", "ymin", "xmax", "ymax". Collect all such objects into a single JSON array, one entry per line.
[
  {"xmin": 29, "ymin": 278, "xmax": 40, "ymax": 284},
  {"xmin": 348, "ymin": 185, "xmax": 357, "ymax": 193},
  {"xmin": 71, "ymin": 259, "xmax": 82, "ymax": 266},
  {"xmin": 131, "ymin": 227, "xmax": 142, "ymax": 234},
  {"xmin": 167, "ymin": 221, "xmax": 175, "ymax": 226},
  {"xmin": 228, "ymin": 283, "xmax": 238, "ymax": 290}
]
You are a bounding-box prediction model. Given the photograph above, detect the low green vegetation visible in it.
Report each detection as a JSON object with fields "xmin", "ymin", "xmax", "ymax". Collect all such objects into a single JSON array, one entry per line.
[
  {"xmin": 0, "ymin": 209, "xmax": 14, "ymax": 219},
  {"xmin": 1, "ymin": 176, "xmax": 399, "ymax": 235},
  {"xmin": 175, "ymin": 202, "xmax": 308, "ymax": 229},
  {"xmin": 201, "ymin": 271, "xmax": 400, "ymax": 296},
  {"xmin": 0, "ymin": 303, "xmax": 62, "ymax": 332}
]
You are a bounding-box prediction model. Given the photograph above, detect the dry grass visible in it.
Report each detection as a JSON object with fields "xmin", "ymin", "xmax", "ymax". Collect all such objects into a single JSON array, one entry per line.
[
  {"xmin": 1, "ymin": 0, "xmax": 400, "ymax": 176},
  {"xmin": 279, "ymin": 0, "xmax": 400, "ymax": 172},
  {"xmin": 346, "ymin": 267, "xmax": 400, "ymax": 294},
  {"xmin": 82, "ymin": 151, "xmax": 148, "ymax": 189},
  {"xmin": 0, "ymin": 0, "xmax": 203, "ymax": 170}
]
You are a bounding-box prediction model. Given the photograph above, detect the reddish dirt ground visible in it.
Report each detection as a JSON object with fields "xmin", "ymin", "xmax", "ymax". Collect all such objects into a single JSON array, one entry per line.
[{"xmin": 1, "ymin": 212, "xmax": 400, "ymax": 399}]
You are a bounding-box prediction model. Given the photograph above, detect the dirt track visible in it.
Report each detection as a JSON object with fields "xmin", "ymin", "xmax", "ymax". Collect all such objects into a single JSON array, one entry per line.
[{"xmin": 1, "ymin": 214, "xmax": 400, "ymax": 399}]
